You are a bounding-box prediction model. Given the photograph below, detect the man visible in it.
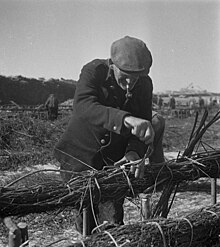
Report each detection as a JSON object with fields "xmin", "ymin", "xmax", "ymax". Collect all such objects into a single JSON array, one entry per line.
[
  {"xmin": 45, "ymin": 94, "xmax": 59, "ymax": 120},
  {"xmin": 157, "ymin": 95, "xmax": 163, "ymax": 110},
  {"xmin": 169, "ymin": 95, "xmax": 176, "ymax": 110},
  {"xmin": 54, "ymin": 36, "xmax": 165, "ymax": 234}
]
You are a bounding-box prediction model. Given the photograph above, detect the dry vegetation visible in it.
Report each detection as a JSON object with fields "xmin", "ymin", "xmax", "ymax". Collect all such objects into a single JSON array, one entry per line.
[{"xmin": 0, "ymin": 108, "xmax": 220, "ymax": 246}]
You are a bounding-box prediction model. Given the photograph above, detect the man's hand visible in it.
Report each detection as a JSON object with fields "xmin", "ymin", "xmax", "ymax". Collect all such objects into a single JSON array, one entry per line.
[
  {"xmin": 124, "ymin": 116, "xmax": 155, "ymax": 145},
  {"xmin": 114, "ymin": 151, "xmax": 145, "ymax": 178}
]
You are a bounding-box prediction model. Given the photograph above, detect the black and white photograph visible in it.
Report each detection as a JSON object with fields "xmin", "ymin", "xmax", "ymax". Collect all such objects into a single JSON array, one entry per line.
[{"xmin": 0, "ymin": 0, "xmax": 220, "ymax": 246}]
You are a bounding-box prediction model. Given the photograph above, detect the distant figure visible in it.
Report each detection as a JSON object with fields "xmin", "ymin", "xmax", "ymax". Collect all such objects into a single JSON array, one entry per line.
[
  {"xmin": 169, "ymin": 95, "xmax": 176, "ymax": 110},
  {"xmin": 189, "ymin": 97, "xmax": 196, "ymax": 116},
  {"xmin": 213, "ymin": 97, "xmax": 217, "ymax": 106},
  {"xmin": 45, "ymin": 94, "xmax": 59, "ymax": 120},
  {"xmin": 209, "ymin": 97, "xmax": 213, "ymax": 107},
  {"xmin": 199, "ymin": 96, "xmax": 205, "ymax": 110},
  {"xmin": 157, "ymin": 95, "xmax": 163, "ymax": 110}
]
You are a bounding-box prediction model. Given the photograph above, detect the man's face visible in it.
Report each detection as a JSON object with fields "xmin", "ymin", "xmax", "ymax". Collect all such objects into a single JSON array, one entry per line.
[{"xmin": 112, "ymin": 65, "xmax": 139, "ymax": 91}]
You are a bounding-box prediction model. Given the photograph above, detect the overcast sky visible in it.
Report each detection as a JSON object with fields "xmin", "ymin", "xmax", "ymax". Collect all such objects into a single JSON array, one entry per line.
[{"xmin": 0, "ymin": 0, "xmax": 219, "ymax": 93}]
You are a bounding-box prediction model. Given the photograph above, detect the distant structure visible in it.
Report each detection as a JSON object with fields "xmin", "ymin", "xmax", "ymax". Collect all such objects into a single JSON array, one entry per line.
[{"xmin": 179, "ymin": 83, "xmax": 208, "ymax": 95}]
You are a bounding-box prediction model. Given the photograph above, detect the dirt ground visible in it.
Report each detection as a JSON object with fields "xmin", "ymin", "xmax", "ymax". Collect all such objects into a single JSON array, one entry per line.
[{"xmin": 0, "ymin": 109, "xmax": 220, "ymax": 246}]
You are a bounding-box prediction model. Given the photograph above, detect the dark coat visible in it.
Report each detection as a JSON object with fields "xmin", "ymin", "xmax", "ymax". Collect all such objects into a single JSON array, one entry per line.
[
  {"xmin": 45, "ymin": 94, "xmax": 59, "ymax": 109},
  {"xmin": 54, "ymin": 59, "xmax": 153, "ymax": 171}
]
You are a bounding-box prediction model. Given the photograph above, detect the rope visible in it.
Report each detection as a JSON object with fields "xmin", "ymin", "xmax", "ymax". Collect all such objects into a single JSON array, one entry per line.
[
  {"xmin": 152, "ymin": 161, "xmax": 174, "ymax": 196},
  {"xmin": 55, "ymin": 148, "xmax": 97, "ymax": 171},
  {"xmin": 94, "ymin": 177, "xmax": 102, "ymax": 204},
  {"xmin": 104, "ymin": 230, "xmax": 120, "ymax": 247},
  {"xmin": 104, "ymin": 230, "xmax": 130, "ymax": 247},
  {"xmin": 121, "ymin": 168, "xmax": 135, "ymax": 198},
  {"xmin": 203, "ymin": 209, "xmax": 219, "ymax": 219},
  {"xmin": 184, "ymin": 157, "xmax": 206, "ymax": 167},
  {"xmin": 5, "ymin": 169, "xmax": 60, "ymax": 188},
  {"xmin": 88, "ymin": 178, "xmax": 100, "ymax": 232},
  {"xmin": 80, "ymin": 240, "xmax": 86, "ymax": 247},
  {"xmin": 44, "ymin": 238, "xmax": 69, "ymax": 247},
  {"xmin": 145, "ymin": 221, "xmax": 167, "ymax": 247},
  {"xmin": 91, "ymin": 221, "xmax": 108, "ymax": 234}
]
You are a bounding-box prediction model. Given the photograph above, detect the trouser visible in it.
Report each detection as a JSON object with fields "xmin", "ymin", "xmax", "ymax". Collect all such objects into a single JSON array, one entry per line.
[
  {"xmin": 47, "ymin": 107, "xmax": 58, "ymax": 120},
  {"xmin": 60, "ymin": 165, "xmax": 124, "ymax": 235},
  {"xmin": 59, "ymin": 112, "xmax": 165, "ymax": 234},
  {"xmin": 74, "ymin": 199, "xmax": 124, "ymax": 235}
]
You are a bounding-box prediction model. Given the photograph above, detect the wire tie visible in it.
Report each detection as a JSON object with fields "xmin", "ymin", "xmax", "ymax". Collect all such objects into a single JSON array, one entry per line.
[
  {"xmin": 203, "ymin": 209, "xmax": 219, "ymax": 220},
  {"xmin": 145, "ymin": 221, "xmax": 167, "ymax": 247},
  {"xmin": 91, "ymin": 221, "xmax": 108, "ymax": 234},
  {"xmin": 121, "ymin": 168, "xmax": 135, "ymax": 197},
  {"xmin": 79, "ymin": 239, "xmax": 86, "ymax": 247},
  {"xmin": 94, "ymin": 177, "xmax": 101, "ymax": 203},
  {"xmin": 88, "ymin": 178, "xmax": 100, "ymax": 232},
  {"xmin": 184, "ymin": 156, "xmax": 206, "ymax": 167},
  {"xmin": 104, "ymin": 230, "xmax": 130, "ymax": 247}
]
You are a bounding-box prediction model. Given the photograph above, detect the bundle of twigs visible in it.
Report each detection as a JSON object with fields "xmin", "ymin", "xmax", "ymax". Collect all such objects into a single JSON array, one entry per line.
[
  {"xmin": 0, "ymin": 149, "xmax": 220, "ymax": 218},
  {"xmin": 72, "ymin": 203, "xmax": 220, "ymax": 247},
  {"xmin": 0, "ymin": 110, "xmax": 219, "ymax": 218},
  {"xmin": 153, "ymin": 109, "xmax": 220, "ymax": 218}
]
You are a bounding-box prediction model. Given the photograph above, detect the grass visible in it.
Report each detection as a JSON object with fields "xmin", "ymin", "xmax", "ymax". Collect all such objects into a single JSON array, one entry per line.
[{"xmin": 0, "ymin": 109, "xmax": 220, "ymax": 246}]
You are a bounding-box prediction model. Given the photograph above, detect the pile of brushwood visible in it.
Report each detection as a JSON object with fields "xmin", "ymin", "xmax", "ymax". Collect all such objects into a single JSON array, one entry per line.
[
  {"xmin": 72, "ymin": 203, "xmax": 220, "ymax": 247},
  {"xmin": 0, "ymin": 110, "xmax": 220, "ymax": 246},
  {"xmin": 0, "ymin": 110, "xmax": 220, "ymax": 218},
  {"xmin": 0, "ymin": 113, "xmax": 69, "ymax": 170},
  {"xmin": 0, "ymin": 149, "xmax": 220, "ymax": 218}
]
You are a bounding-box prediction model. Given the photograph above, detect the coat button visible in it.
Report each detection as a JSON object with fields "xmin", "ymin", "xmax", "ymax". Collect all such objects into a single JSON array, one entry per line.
[
  {"xmin": 101, "ymin": 139, "xmax": 106, "ymax": 145},
  {"xmin": 113, "ymin": 126, "xmax": 117, "ymax": 131}
]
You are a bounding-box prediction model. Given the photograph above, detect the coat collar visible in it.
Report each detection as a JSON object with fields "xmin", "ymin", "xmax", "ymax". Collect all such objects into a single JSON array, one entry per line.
[{"xmin": 105, "ymin": 59, "xmax": 114, "ymax": 81}]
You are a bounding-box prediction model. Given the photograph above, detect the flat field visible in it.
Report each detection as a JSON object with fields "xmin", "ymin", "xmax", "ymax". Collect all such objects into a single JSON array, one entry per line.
[{"xmin": 0, "ymin": 108, "xmax": 220, "ymax": 246}]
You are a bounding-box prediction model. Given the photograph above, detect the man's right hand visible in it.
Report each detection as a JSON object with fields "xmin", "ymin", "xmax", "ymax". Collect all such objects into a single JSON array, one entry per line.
[{"xmin": 124, "ymin": 116, "xmax": 155, "ymax": 144}]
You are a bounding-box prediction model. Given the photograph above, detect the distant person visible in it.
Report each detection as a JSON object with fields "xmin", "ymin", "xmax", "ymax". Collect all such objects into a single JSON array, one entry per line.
[
  {"xmin": 45, "ymin": 94, "xmax": 59, "ymax": 120},
  {"xmin": 213, "ymin": 97, "xmax": 217, "ymax": 106},
  {"xmin": 199, "ymin": 96, "xmax": 205, "ymax": 112},
  {"xmin": 189, "ymin": 97, "xmax": 196, "ymax": 116},
  {"xmin": 169, "ymin": 95, "xmax": 176, "ymax": 110},
  {"xmin": 157, "ymin": 95, "xmax": 163, "ymax": 110},
  {"xmin": 209, "ymin": 97, "xmax": 213, "ymax": 107}
]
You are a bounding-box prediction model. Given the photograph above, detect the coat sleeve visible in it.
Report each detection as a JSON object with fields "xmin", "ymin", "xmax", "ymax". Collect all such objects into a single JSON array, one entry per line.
[
  {"xmin": 74, "ymin": 60, "xmax": 130, "ymax": 135},
  {"xmin": 125, "ymin": 77, "xmax": 153, "ymax": 157}
]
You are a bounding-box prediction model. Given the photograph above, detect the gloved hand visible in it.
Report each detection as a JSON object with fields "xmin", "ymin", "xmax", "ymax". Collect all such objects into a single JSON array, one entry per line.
[
  {"xmin": 114, "ymin": 151, "xmax": 145, "ymax": 179},
  {"xmin": 124, "ymin": 116, "xmax": 155, "ymax": 145}
]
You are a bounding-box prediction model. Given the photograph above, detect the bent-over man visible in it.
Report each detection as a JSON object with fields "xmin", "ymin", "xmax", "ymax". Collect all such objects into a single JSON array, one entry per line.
[{"xmin": 54, "ymin": 36, "xmax": 165, "ymax": 234}]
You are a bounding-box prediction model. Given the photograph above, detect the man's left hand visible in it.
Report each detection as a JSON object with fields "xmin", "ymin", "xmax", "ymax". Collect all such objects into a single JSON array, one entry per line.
[{"xmin": 114, "ymin": 151, "xmax": 145, "ymax": 178}]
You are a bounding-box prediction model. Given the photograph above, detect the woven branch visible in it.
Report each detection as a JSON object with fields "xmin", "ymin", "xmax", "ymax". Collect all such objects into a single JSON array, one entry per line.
[
  {"xmin": 0, "ymin": 150, "xmax": 220, "ymax": 217},
  {"xmin": 72, "ymin": 203, "xmax": 220, "ymax": 247}
]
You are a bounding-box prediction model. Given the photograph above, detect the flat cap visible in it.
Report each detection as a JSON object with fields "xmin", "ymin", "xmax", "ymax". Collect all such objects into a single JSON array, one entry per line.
[{"xmin": 111, "ymin": 36, "xmax": 152, "ymax": 75}]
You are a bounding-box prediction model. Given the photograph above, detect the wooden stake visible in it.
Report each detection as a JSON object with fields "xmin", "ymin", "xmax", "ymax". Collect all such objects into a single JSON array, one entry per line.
[
  {"xmin": 83, "ymin": 207, "xmax": 88, "ymax": 237},
  {"xmin": 17, "ymin": 222, "xmax": 29, "ymax": 246},
  {"xmin": 140, "ymin": 194, "xmax": 151, "ymax": 220},
  {"xmin": 211, "ymin": 178, "xmax": 217, "ymax": 205}
]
